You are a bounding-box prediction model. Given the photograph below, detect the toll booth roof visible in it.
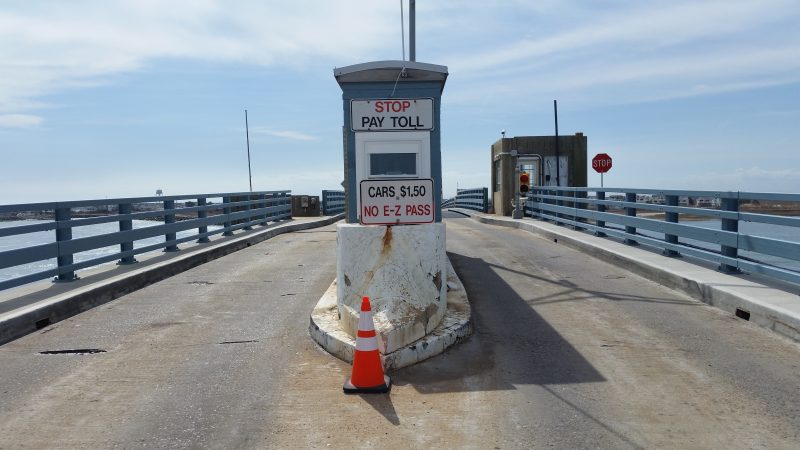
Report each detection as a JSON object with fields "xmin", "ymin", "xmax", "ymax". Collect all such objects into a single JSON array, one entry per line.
[{"xmin": 334, "ymin": 60, "xmax": 448, "ymax": 90}]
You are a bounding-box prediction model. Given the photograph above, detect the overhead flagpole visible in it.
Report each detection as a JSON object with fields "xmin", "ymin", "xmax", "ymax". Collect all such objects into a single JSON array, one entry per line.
[
  {"xmin": 245, "ymin": 109, "xmax": 252, "ymax": 192},
  {"xmin": 400, "ymin": 0, "xmax": 406, "ymax": 61},
  {"xmin": 410, "ymin": 0, "xmax": 415, "ymax": 61},
  {"xmin": 554, "ymin": 100, "xmax": 560, "ymax": 187}
]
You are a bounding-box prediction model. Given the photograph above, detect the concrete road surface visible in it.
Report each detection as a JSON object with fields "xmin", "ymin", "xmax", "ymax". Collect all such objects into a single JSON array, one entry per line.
[{"xmin": 0, "ymin": 214, "xmax": 798, "ymax": 449}]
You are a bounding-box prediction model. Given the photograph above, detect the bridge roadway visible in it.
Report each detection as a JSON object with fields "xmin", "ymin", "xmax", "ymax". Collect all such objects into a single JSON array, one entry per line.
[{"xmin": 0, "ymin": 212, "xmax": 798, "ymax": 448}]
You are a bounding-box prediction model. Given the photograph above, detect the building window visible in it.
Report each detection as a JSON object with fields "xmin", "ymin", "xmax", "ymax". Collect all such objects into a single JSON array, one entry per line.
[
  {"xmin": 494, "ymin": 161, "xmax": 502, "ymax": 192},
  {"xmin": 370, "ymin": 153, "xmax": 417, "ymax": 177}
]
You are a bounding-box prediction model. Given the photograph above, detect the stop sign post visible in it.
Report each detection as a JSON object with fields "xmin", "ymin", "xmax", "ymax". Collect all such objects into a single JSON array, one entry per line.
[{"xmin": 592, "ymin": 153, "xmax": 613, "ymax": 187}]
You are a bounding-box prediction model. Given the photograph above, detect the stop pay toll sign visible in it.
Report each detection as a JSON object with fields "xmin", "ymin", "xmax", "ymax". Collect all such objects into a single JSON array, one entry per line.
[
  {"xmin": 351, "ymin": 98, "xmax": 433, "ymax": 131},
  {"xmin": 359, "ymin": 178, "xmax": 434, "ymax": 225}
]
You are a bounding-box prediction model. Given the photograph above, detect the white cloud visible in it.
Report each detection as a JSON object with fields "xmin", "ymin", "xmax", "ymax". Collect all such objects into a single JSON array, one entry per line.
[
  {"xmin": 252, "ymin": 128, "xmax": 319, "ymax": 142},
  {"xmin": 447, "ymin": 44, "xmax": 800, "ymax": 107},
  {"xmin": 0, "ymin": 114, "xmax": 43, "ymax": 128},
  {"xmin": 670, "ymin": 167, "xmax": 800, "ymax": 193},
  {"xmin": 0, "ymin": 0, "xmax": 398, "ymax": 113},
  {"xmin": 252, "ymin": 168, "xmax": 344, "ymax": 195},
  {"xmin": 439, "ymin": 0, "xmax": 800, "ymax": 107},
  {"xmin": 449, "ymin": 1, "xmax": 794, "ymax": 73},
  {"xmin": 1, "ymin": 0, "xmax": 799, "ymax": 116}
]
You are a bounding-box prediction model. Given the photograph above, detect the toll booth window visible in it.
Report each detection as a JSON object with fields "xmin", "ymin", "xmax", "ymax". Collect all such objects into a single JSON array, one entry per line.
[
  {"xmin": 494, "ymin": 161, "xmax": 501, "ymax": 192},
  {"xmin": 370, "ymin": 153, "xmax": 417, "ymax": 176}
]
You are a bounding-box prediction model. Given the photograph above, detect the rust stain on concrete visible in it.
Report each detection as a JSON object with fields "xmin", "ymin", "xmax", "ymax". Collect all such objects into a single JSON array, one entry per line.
[
  {"xmin": 381, "ymin": 226, "xmax": 393, "ymax": 255},
  {"xmin": 432, "ymin": 271, "xmax": 442, "ymax": 292}
]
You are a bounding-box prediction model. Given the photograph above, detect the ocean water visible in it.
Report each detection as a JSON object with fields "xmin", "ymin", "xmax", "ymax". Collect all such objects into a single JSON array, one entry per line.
[
  {"xmin": 626, "ymin": 219, "xmax": 800, "ymax": 271},
  {"xmin": 1, "ymin": 217, "xmax": 798, "ymax": 285},
  {"xmin": 0, "ymin": 220, "xmax": 221, "ymax": 283}
]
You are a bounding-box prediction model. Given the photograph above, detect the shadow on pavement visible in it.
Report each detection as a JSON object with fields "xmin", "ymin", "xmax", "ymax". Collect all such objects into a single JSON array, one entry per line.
[
  {"xmin": 489, "ymin": 261, "xmax": 698, "ymax": 307},
  {"xmin": 393, "ymin": 252, "xmax": 606, "ymax": 393},
  {"xmin": 360, "ymin": 394, "xmax": 400, "ymax": 426}
]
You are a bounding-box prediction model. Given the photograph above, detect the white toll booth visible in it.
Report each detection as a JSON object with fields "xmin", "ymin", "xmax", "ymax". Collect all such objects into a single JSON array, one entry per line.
[{"xmin": 334, "ymin": 61, "xmax": 449, "ymax": 354}]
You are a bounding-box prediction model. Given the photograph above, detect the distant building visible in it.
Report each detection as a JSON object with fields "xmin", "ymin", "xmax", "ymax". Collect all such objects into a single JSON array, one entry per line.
[
  {"xmin": 491, "ymin": 133, "xmax": 588, "ymax": 216},
  {"xmin": 695, "ymin": 197, "xmax": 720, "ymax": 208}
]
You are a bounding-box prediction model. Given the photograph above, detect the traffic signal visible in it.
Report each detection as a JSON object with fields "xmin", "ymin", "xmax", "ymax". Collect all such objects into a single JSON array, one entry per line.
[{"xmin": 519, "ymin": 172, "xmax": 530, "ymax": 194}]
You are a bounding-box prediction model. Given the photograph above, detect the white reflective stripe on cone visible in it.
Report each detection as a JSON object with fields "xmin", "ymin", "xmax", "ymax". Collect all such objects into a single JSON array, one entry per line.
[
  {"xmin": 356, "ymin": 337, "xmax": 378, "ymax": 352},
  {"xmin": 358, "ymin": 311, "xmax": 374, "ymax": 331}
]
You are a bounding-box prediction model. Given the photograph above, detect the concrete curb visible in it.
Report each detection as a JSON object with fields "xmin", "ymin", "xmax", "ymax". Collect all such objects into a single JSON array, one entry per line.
[
  {"xmin": 449, "ymin": 208, "xmax": 800, "ymax": 343},
  {"xmin": 0, "ymin": 214, "xmax": 345, "ymax": 346},
  {"xmin": 309, "ymin": 258, "xmax": 473, "ymax": 371}
]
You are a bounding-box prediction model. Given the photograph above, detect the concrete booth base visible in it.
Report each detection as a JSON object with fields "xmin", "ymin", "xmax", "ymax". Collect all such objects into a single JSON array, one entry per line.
[
  {"xmin": 309, "ymin": 222, "xmax": 473, "ymax": 370},
  {"xmin": 309, "ymin": 258, "xmax": 472, "ymax": 371},
  {"xmin": 339, "ymin": 223, "xmax": 447, "ymax": 352}
]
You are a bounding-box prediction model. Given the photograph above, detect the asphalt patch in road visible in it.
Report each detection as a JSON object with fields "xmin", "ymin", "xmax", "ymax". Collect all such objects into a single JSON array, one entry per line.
[{"xmin": 39, "ymin": 349, "xmax": 107, "ymax": 355}]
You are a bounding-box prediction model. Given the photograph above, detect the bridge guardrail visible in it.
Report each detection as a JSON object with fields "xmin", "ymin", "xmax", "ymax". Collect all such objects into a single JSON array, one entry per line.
[
  {"xmin": 524, "ymin": 187, "xmax": 800, "ymax": 286},
  {"xmin": 322, "ymin": 190, "xmax": 345, "ymax": 216},
  {"xmin": 443, "ymin": 187, "xmax": 489, "ymax": 213},
  {"xmin": 0, "ymin": 191, "xmax": 291, "ymax": 291}
]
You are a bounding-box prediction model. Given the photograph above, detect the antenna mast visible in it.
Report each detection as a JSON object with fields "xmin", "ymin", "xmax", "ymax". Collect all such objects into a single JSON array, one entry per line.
[
  {"xmin": 554, "ymin": 100, "xmax": 560, "ymax": 187},
  {"xmin": 410, "ymin": 0, "xmax": 416, "ymax": 61},
  {"xmin": 245, "ymin": 109, "xmax": 252, "ymax": 192},
  {"xmin": 400, "ymin": 1, "xmax": 406, "ymax": 61}
]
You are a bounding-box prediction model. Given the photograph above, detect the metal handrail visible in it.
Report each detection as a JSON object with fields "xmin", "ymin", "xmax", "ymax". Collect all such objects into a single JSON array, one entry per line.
[
  {"xmin": 525, "ymin": 187, "xmax": 800, "ymax": 286},
  {"xmin": 0, "ymin": 191, "xmax": 291, "ymax": 291},
  {"xmin": 322, "ymin": 190, "xmax": 345, "ymax": 216},
  {"xmin": 443, "ymin": 187, "xmax": 489, "ymax": 212}
]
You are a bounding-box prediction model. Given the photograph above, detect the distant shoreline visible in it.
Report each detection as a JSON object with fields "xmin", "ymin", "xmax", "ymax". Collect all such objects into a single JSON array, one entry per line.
[
  {"xmin": 2, "ymin": 206, "xmax": 798, "ymax": 222},
  {"xmin": 0, "ymin": 213, "xmax": 210, "ymax": 222}
]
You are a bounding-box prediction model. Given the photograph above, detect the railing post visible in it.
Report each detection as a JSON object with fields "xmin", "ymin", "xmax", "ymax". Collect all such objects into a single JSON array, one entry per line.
[
  {"xmin": 556, "ymin": 188, "xmax": 564, "ymax": 224},
  {"xmin": 663, "ymin": 195, "xmax": 680, "ymax": 257},
  {"xmin": 542, "ymin": 188, "xmax": 551, "ymax": 221},
  {"xmin": 163, "ymin": 200, "xmax": 179, "ymax": 252},
  {"xmin": 243, "ymin": 194, "xmax": 254, "ymax": 230},
  {"xmin": 719, "ymin": 194, "xmax": 740, "ymax": 273},
  {"xmin": 118, "ymin": 203, "xmax": 137, "ymax": 264},
  {"xmin": 573, "ymin": 190, "xmax": 586, "ymax": 231},
  {"xmin": 196, "ymin": 197, "xmax": 210, "ymax": 243},
  {"xmin": 54, "ymin": 206, "xmax": 78, "ymax": 282},
  {"xmin": 222, "ymin": 196, "xmax": 234, "ymax": 236},
  {"xmin": 526, "ymin": 189, "xmax": 533, "ymax": 218},
  {"xmin": 624, "ymin": 192, "xmax": 639, "ymax": 246},
  {"xmin": 595, "ymin": 190, "xmax": 606, "ymax": 237},
  {"xmin": 259, "ymin": 193, "xmax": 268, "ymax": 226},
  {"xmin": 283, "ymin": 192, "xmax": 291, "ymax": 220},
  {"xmin": 527, "ymin": 189, "xmax": 534, "ymax": 217},
  {"xmin": 268, "ymin": 193, "xmax": 276, "ymax": 221}
]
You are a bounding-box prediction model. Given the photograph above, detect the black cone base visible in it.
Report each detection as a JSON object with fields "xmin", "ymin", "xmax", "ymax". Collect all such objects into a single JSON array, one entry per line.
[{"xmin": 343, "ymin": 375, "xmax": 392, "ymax": 394}]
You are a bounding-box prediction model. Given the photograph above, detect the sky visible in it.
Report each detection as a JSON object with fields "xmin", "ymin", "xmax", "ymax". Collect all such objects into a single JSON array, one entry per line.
[{"xmin": 1, "ymin": 0, "xmax": 799, "ymax": 204}]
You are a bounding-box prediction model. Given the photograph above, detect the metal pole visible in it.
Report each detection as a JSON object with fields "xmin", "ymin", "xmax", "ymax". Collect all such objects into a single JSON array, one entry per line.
[
  {"xmin": 409, "ymin": 0, "xmax": 416, "ymax": 61},
  {"xmin": 554, "ymin": 100, "xmax": 561, "ymax": 187},
  {"xmin": 400, "ymin": 0, "xmax": 406, "ymax": 61},
  {"xmin": 601, "ymin": 172, "xmax": 603, "ymax": 188},
  {"xmin": 245, "ymin": 109, "xmax": 252, "ymax": 192}
]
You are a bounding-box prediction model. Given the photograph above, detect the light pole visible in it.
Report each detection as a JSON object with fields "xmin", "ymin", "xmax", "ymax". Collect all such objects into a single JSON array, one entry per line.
[{"xmin": 245, "ymin": 109, "xmax": 252, "ymax": 192}]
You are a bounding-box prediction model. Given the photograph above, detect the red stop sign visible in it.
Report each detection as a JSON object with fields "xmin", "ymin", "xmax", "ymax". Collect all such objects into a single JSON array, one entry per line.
[{"xmin": 592, "ymin": 153, "xmax": 613, "ymax": 173}]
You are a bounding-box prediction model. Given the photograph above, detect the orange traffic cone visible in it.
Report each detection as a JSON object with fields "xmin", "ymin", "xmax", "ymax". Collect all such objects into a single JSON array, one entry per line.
[{"xmin": 343, "ymin": 296, "xmax": 391, "ymax": 394}]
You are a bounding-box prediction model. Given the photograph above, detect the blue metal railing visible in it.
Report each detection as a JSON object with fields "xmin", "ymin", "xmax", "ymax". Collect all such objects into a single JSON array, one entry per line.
[
  {"xmin": 322, "ymin": 190, "xmax": 345, "ymax": 216},
  {"xmin": 524, "ymin": 187, "xmax": 800, "ymax": 285},
  {"xmin": 0, "ymin": 191, "xmax": 291, "ymax": 291},
  {"xmin": 443, "ymin": 187, "xmax": 489, "ymax": 213}
]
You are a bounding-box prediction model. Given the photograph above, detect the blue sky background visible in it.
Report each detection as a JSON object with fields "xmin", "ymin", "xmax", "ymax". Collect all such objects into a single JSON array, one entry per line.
[{"xmin": 1, "ymin": 0, "xmax": 798, "ymax": 204}]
